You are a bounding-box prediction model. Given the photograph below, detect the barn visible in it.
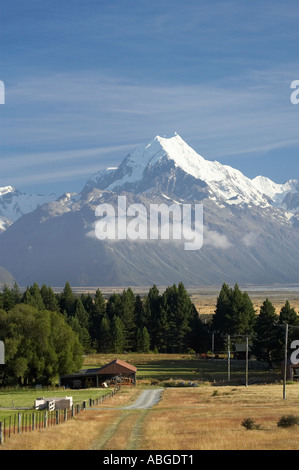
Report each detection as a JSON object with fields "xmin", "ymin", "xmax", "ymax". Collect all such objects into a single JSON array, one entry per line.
[{"xmin": 59, "ymin": 359, "xmax": 137, "ymax": 389}]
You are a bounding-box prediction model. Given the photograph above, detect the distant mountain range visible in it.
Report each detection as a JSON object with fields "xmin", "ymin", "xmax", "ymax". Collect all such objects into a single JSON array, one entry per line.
[{"xmin": 1, "ymin": 133, "xmax": 299, "ymax": 288}]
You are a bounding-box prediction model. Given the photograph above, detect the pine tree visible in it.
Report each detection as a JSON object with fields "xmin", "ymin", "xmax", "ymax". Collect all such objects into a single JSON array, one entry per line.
[
  {"xmin": 120, "ymin": 288, "xmax": 137, "ymax": 351},
  {"xmin": 74, "ymin": 298, "xmax": 89, "ymax": 330},
  {"xmin": 29, "ymin": 283, "xmax": 45, "ymax": 310},
  {"xmin": 135, "ymin": 294, "xmax": 148, "ymax": 330},
  {"xmin": 110, "ymin": 315, "xmax": 125, "ymax": 353},
  {"xmin": 1, "ymin": 284, "xmax": 17, "ymax": 311},
  {"xmin": 279, "ymin": 300, "xmax": 298, "ymax": 325},
  {"xmin": 212, "ymin": 283, "xmax": 232, "ymax": 334},
  {"xmin": 59, "ymin": 282, "xmax": 77, "ymax": 317},
  {"xmin": 40, "ymin": 284, "xmax": 60, "ymax": 312},
  {"xmin": 252, "ymin": 298, "xmax": 279, "ymax": 366},
  {"xmin": 276, "ymin": 301, "xmax": 299, "ymax": 360},
  {"xmin": 90, "ymin": 289, "xmax": 106, "ymax": 349},
  {"xmin": 137, "ymin": 326, "xmax": 150, "ymax": 353},
  {"xmin": 98, "ymin": 315, "xmax": 112, "ymax": 352},
  {"xmin": 144, "ymin": 285, "xmax": 161, "ymax": 350},
  {"xmin": 212, "ymin": 283, "xmax": 256, "ymax": 336}
]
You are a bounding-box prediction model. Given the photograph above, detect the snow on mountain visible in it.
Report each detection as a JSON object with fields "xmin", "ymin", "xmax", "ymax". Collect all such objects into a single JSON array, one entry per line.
[
  {"xmin": 0, "ymin": 186, "xmax": 57, "ymax": 231},
  {"xmin": 0, "ymin": 134, "xmax": 299, "ymax": 287},
  {"xmin": 87, "ymin": 133, "xmax": 298, "ymax": 214}
]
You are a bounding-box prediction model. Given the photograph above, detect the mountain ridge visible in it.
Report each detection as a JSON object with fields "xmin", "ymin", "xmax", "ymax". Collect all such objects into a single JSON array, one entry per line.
[{"xmin": 0, "ymin": 134, "xmax": 298, "ymax": 287}]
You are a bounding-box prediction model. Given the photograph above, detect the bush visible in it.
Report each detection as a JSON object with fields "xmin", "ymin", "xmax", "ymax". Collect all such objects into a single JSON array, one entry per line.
[
  {"xmin": 242, "ymin": 418, "xmax": 261, "ymax": 430},
  {"xmin": 277, "ymin": 415, "xmax": 299, "ymax": 428}
]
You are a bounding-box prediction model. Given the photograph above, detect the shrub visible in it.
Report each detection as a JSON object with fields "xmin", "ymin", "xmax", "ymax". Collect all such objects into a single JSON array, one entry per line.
[
  {"xmin": 277, "ymin": 415, "xmax": 299, "ymax": 428},
  {"xmin": 242, "ymin": 418, "xmax": 261, "ymax": 430}
]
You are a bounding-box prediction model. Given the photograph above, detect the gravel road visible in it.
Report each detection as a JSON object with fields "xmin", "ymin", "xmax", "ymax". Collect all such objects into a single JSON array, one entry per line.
[{"xmin": 122, "ymin": 388, "xmax": 164, "ymax": 410}]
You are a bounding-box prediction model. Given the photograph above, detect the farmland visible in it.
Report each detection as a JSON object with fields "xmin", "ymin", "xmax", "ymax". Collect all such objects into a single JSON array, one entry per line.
[{"xmin": 1, "ymin": 353, "xmax": 299, "ymax": 450}]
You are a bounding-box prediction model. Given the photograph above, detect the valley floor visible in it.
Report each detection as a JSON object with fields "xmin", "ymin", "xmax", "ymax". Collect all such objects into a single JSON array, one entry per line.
[{"xmin": 2, "ymin": 383, "xmax": 299, "ymax": 451}]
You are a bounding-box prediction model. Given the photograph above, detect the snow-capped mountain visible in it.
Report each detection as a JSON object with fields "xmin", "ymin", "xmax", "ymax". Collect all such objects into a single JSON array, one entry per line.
[
  {"xmin": 84, "ymin": 134, "xmax": 299, "ymax": 219},
  {"xmin": 0, "ymin": 133, "xmax": 299, "ymax": 287},
  {"xmin": 0, "ymin": 186, "xmax": 57, "ymax": 232}
]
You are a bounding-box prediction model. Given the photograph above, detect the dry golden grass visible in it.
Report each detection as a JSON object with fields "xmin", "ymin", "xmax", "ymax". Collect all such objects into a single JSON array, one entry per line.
[
  {"xmin": 140, "ymin": 384, "xmax": 299, "ymax": 450},
  {"xmin": 2, "ymin": 382, "xmax": 299, "ymax": 450},
  {"xmin": 191, "ymin": 290, "xmax": 299, "ymax": 317},
  {"xmin": 0, "ymin": 388, "xmax": 139, "ymax": 451}
]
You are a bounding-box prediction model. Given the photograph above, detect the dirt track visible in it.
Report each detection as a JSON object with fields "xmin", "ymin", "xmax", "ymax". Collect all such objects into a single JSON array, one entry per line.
[
  {"xmin": 91, "ymin": 389, "xmax": 164, "ymax": 450},
  {"xmin": 122, "ymin": 389, "xmax": 164, "ymax": 410}
]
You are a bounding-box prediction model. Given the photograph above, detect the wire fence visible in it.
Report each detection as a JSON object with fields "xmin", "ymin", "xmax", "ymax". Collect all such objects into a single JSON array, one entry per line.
[{"xmin": 0, "ymin": 385, "xmax": 120, "ymax": 445}]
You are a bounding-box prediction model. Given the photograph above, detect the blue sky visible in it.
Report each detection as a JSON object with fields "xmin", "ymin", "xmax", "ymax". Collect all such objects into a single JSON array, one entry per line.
[{"xmin": 1, "ymin": 0, "xmax": 299, "ymax": 195}]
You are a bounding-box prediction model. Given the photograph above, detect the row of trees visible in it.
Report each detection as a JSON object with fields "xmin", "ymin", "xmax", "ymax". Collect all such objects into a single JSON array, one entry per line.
[
  {"xmin": 212, "ymin": 283, "xmax": 299, "ymax": 365},
  {"xmin": 0, "ymin": 281, "xmax": 206, "ymax": 367},
  {"xmin": 0, "ymin": 281, "xmax": 298, "ymax": 384}
]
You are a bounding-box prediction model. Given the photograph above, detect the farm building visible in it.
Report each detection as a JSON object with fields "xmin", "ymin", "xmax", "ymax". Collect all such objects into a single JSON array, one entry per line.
[
  {"xmin": 59, "ymin": 359, "xmax": 137, "ymax": 389},
  {"xmin": 233, "ymin": 342, "xmax": 252, "ymax": 360},
  {"xmin": 281, "ymin": 359, "xmax": 299, "ymax": 381}
]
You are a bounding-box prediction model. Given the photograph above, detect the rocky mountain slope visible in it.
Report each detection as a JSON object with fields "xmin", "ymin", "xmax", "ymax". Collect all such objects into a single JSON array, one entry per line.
[{"xmin": 0, "ymin": 134, "xmax": 298, "ymax": 287}]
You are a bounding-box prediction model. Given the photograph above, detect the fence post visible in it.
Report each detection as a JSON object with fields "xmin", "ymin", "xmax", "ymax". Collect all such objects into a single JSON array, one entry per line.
[
  {"xmin": 18, "ymin": 413, "xmax": 21, "ymax": 434},
  {"xmin": 0, "ymin": 421, "xmax": 3, "ymax": 445},
  {"xmin": 44, "ymin": 411, "xmax": 48, "ymax": 428},
  {"xmin": 32, "ymin": 413, "xmax": 35, "ymax": 431}
]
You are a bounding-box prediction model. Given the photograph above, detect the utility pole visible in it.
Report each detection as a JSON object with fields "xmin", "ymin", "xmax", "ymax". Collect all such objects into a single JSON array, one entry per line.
[
  {"xmin": 245, "ymin": 336, "xmax": 249, "ymax": 387},
  {"xmin": 283, "ymin": 323, "xmax": 289, "ymax": 400},
  {"xmin": 227, "ymin": 334, "xmax": 231, "ymax": 382}
]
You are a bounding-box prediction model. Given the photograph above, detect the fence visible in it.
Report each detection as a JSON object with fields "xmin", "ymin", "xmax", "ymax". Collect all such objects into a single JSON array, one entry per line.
[{"xmin": 0, "ymin": 386, "xmax": 120, "ymax": 445}]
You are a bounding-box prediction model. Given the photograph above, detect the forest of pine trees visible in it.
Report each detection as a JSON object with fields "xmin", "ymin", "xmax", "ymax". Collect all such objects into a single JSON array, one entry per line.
[
  {"xmin": 0, "ymin": 281, "xmax": 207, "ymax": 358},
  {"xmin": 0, "ymin": 280, "xmax": 298, "ymax": 385}
]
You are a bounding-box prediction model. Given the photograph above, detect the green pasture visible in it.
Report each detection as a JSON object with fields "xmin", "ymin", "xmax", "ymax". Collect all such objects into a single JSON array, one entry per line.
[
  {"xmin": 0, "ymin": 388, "xmax": 110, "ymax": 422},
  {"xmin": 0, "ymin": 353, "xmax": 283, "ymax": 422},
  {"xmin": 84, "ymin": 353, "xmax": 282, "ymax": 385},
  {"xmin": 135, "ymin": 357, "xmax": 281, "ymax": 385}
]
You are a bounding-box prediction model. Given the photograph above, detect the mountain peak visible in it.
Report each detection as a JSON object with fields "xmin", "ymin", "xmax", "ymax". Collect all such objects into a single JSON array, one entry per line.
[{"xmin": 82, "ymin": 134, "xmax": 298, "ymax": 216}]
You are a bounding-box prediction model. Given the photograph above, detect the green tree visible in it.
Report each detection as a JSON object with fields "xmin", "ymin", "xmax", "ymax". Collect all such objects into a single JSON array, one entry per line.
[
  {"xmin": 252, "ymin": 299, "xmax": 279, "ymax": 367},
  {"xmin": 120, "ymin": 288, "xmax": 137, "ymax": 351},
  {"xmin": 110, "ymin": 315, "xmax": 125, "ymax": 354},
  {"xmin": 0, "ymin": 304, "xmax": 83, "ymax": 385},
  {"xmin": 212, "ymin": 283, "xmax": 232, "ymax": 334},
  {"xmin": 143, "ymin": 285, "xmax": 161, "ymax": 351},
  {"xmin": 40, "ymin": 284, "xmax": 60, "ymax": 312},
  {"xmin": 59, "ymin": 282, "xmax": 77, "ymax": 317},
  {"xmin": 98, "ymin": 315, "xmax": 112, "ymax": 352},
  {"xmin": 137, "ymin": 326, "xmax": 150, "ymax": 353},
  {"xmin": 1, "ymin": 285, "xmax": 17, "ymax": 311},
  {"xmin": 134, "ymin": 294, "xmax": 147, "ymax": 330},
  {"xmin": 212, "ymin": 283, "xmax": 256, "ymax": 337},
  {"xmin": 275, "ymin": 301, "xmax": 299, "ymax": 360},
  {"xmin": 89, "ymin": 289, "xmax": 106, "ymax": 349}
]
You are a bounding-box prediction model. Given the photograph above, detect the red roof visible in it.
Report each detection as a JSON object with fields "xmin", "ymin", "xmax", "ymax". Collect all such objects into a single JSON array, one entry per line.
[{"xmin": 97, "ymin": 358, "xmax": 137, "ymax": 375}]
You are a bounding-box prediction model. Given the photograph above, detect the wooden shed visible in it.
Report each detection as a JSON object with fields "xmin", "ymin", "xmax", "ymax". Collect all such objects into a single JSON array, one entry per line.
[
  {"xmin": 281, "ymin": 359, "xmax": 299, "ymax": 381},
  {"xmin": 60, "ymin": 359, "xmax": 137, "ymax": 389}
]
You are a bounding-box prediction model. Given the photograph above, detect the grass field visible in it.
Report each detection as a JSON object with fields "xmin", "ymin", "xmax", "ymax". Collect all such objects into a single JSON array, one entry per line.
[
  {"xmin": 84, "ymin": 352, "xmax": 282, "ymax": 385},
  {"xmin": 2, "ymin": 382, "xmax": 299, "ymax": 450},
  {"xmin": 1, "ymin": 353, "xmax": 297, "ymax": 450},
  {"xmin": 0, "ymin": 388, "xmax": 111, "ymax": 423}
]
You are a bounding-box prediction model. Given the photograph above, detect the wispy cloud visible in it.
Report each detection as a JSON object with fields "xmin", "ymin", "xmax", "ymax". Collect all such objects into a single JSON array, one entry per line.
[{"xmin": 3, "ymin": 68, "xmax": 298, "ymax": 158}]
